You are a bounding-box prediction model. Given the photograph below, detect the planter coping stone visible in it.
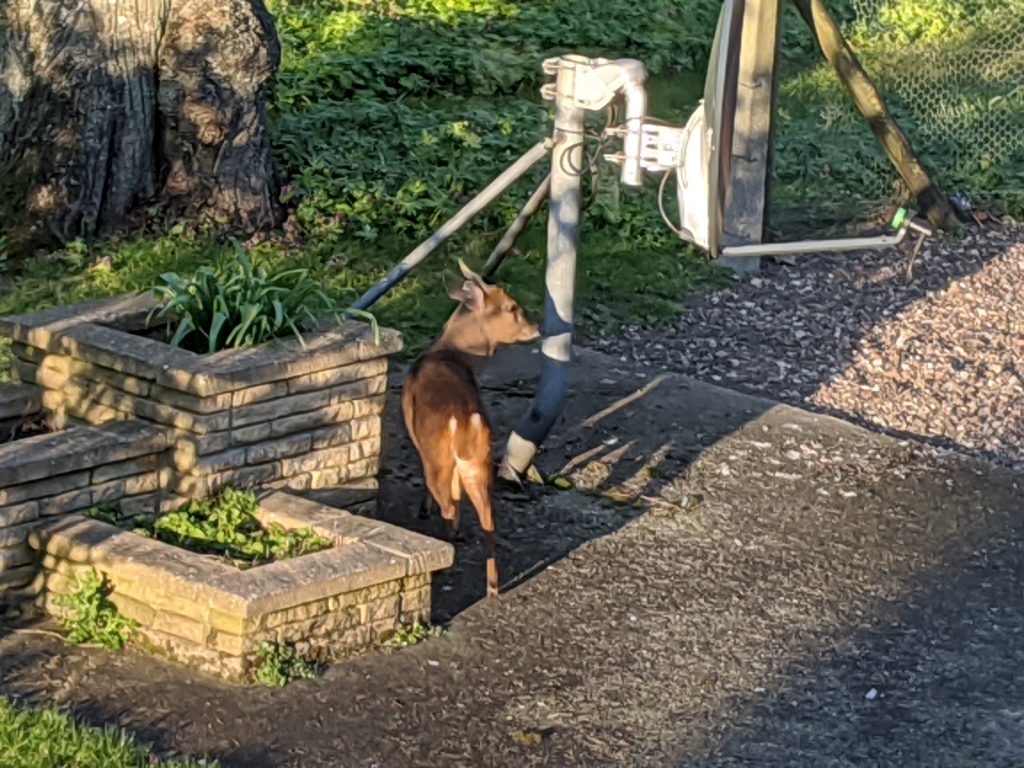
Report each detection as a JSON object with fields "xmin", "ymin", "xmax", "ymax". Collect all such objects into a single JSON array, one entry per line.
[
  {"xmin": 0, "ymin": 383, "xmax": 42, "ymax": 421},
  {"xmin": 0, "ymin": 294, "xmax": 403, "ymax": 396},
  {"xmin": 30, "ymin": 490, "xmax": 453, "ymax": 620},
  {"xmin": 0, "ymin": 421, "xmax": 169, "ymax": 487}
]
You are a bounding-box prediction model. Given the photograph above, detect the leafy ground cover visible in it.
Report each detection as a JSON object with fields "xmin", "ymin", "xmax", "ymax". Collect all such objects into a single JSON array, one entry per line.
[
  {"xmin": 86, "ymin": 488, "xmax": 332, "ymax": 569},
  {"xmin": 0, "ymin": 0, "xmax": 1017, "ymax": 372}
]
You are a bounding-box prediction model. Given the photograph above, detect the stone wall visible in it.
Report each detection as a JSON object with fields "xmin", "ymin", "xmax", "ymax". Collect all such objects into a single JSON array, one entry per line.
[
  {"xmin": 0, "ymin": 383, "xmax": 41, "ymax": 438},
  {"xmin": 1, "ymin": 294, "xmax": 402, "ymax": 515},
  {"xmin": 0, "ymin": 418, "xmax": 168, "ymax": 595},
  {"xmin": 29, "ymin": 492, "xmax": 452, "ymax": 682}
]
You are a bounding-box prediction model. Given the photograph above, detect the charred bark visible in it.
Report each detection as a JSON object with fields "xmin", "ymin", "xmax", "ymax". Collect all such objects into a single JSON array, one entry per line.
[{"xmin": 0, "ymin": 0, "xmax": 282, "ymax": 252}]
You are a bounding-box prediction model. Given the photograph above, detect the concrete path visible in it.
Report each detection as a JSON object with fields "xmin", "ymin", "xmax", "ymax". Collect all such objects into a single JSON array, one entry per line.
[{"xmin": 2, "ymin": 346, "xmax": 1022, "ymax": 767}]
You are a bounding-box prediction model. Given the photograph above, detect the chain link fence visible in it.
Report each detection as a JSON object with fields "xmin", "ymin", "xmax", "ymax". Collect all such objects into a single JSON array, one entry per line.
[{"xmin": 769, "ymin": 0, "xmax": 1024, "ymax": 238}]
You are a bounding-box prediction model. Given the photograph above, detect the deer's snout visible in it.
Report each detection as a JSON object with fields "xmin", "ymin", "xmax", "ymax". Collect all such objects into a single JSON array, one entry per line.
[{"xmin": 521, "ymin": 322, "xmax": 541, "ymax": 343}]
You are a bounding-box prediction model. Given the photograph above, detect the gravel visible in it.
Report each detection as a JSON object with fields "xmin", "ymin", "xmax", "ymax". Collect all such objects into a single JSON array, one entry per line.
[{"xmin": 594, "ymin": 223, "xmax": 1024, "ymax": 468}]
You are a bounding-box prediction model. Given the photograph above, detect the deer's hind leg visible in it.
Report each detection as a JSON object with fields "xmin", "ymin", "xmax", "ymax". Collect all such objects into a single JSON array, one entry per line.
[
  {"xmin": 460, "ymin": 464, "xmax": 499, "ymax": 597},
  {"xmin": 423, "ymin": 460, "xmax": 462, "ymax": 542},
  {"xmin": 417, "ymin": 493, "xmax": 436, "ymax": 519},
  {"xmin": 403, "ymin": 387, "xmax": 437, "ymax": 521}
]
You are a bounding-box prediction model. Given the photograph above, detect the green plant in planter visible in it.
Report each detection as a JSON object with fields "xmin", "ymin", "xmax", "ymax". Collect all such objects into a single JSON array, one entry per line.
[
  {"xmin": 148, "ymin": 243, "xmax": 379, "ymax": 353},
  {"xmin": 85, "ymin": 489, "xmax": 333, "ymax": 569}
]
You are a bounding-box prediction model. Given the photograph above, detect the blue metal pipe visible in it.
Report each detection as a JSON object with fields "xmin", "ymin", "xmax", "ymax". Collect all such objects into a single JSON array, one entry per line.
[{"xmin": 500, "ymin": 58, "xmax": 586, "ymax": 481}]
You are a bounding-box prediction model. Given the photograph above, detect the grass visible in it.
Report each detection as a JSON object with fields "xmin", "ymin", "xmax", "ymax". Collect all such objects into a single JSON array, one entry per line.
[
  {"xmin": 770, "ymin": 0, "xmax": 1024, "ymax": 237},
  {"xmin": 0, "ymin": 697, "xmax": 216, "ymax": 768}
]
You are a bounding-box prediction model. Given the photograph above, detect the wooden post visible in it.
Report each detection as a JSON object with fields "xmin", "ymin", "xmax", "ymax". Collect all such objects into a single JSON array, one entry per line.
[
  {"xmin": 717, "ymin": 0, "xmax": 785, "ymax": 275},
  {"xmin": 792, "ymin": 0, "xmax": 959, "ymax": 230}
]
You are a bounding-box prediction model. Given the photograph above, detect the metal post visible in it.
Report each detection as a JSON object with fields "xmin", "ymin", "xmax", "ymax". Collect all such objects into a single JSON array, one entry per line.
[
  {"xmin": 350, "ymin": 140, "xmax": 552, "ymax": 311},
  {"xmin": 500, "ymin": 58, "xmax": 585, "ymax": 481}
]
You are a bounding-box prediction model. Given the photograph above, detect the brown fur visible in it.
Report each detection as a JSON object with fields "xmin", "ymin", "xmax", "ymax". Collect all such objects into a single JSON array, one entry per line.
[{"xmin": 402, "ymin": 261, "xmax": 539, "ymax": 597}]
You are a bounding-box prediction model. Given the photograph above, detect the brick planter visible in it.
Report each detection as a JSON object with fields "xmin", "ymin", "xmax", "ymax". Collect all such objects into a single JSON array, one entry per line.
[
  {"xmin": 0, "ymin": 293, "xmax": 402, "ymax": 514},
  {"xmin": 0, "ymin": 414, "xmax": 168, "ymax": 595},
  {"xmin": 29, "ymin": 491, "xmax": 453, "ymax": 682}
]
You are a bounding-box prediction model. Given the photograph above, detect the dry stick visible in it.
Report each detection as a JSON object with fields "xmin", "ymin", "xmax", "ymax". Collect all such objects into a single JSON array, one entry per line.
[
  {"xmin": 5, "ymin": 627, "xmax": 102, "ymax": 647},
  {"xmin": 792, "ymin": 0, "xmax": 960, "ymax": 231},
  {"xmin": 573, "ymin": 373, "xmax": 673, "ymax": 432}
]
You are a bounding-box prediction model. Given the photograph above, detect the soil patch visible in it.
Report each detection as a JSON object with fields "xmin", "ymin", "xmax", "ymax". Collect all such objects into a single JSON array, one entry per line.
[{"xmin": 2, "ymin": 417, "xmax": 52, "ymax": 443}]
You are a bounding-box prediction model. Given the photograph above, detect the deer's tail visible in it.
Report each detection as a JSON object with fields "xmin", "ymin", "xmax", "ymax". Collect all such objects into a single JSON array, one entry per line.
[{"xmin": 447, "ymin": 413, "xmax": 490, "ymax": 501}]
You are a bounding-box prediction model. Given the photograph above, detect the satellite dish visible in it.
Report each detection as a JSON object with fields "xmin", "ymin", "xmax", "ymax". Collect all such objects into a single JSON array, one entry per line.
[{"xmin": 676, "ymin": 0, "xmax": 743, "ymax": 258}]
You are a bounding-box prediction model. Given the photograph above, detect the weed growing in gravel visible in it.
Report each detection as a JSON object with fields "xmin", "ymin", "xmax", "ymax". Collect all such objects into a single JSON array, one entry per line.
[
  {"xmin": 86, "ymin": 489, "xmax": 332, "ymax": 569},
  {"xmin": 54, "ymin": 570, "xmax": 138, "ymax": 651},
  {"xmin": 255, "ymin": 641, "xmax": 321, "ymax": 687}
]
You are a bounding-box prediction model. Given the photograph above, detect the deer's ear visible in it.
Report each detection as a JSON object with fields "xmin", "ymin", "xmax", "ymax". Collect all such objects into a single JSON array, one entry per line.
[
  {"xmin": 458, "ymin": 257, "xmax": 491, "ymax": 292},
  {"xmin": 449, "ymin": 279, "xmax": 486, "ymax": 312}
]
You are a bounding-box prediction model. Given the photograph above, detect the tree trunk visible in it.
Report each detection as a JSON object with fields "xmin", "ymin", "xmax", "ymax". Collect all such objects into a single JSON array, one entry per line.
[
  {"xmin": 792, "ymin": 0, "xmax": 960, "ymax": 231},
  {"xmin": 0, "ymin": 0, "xmax": 282, "ymax": 252}
]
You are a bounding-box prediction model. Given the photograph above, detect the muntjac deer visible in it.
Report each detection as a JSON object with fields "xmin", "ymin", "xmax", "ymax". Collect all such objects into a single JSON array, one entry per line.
[{"xmin": 402, "ymin": 260, "xmax": 540, "ymax": 597}]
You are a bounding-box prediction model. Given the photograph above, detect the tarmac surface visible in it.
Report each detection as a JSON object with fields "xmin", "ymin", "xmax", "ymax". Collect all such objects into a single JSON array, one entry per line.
[{"xmin": 2, "ymin": 345, "xmax": 1023, "ymax": 767}]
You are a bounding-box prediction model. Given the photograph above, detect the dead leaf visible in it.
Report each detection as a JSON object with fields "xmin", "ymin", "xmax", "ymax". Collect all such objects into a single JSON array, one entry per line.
[{"xmin": 510, "ymin": 729, "xmax": 544, "ymax": 746}]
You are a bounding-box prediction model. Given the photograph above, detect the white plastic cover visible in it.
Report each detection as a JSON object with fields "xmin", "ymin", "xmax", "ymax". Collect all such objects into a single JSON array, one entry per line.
[
  {"xmin": 686, "ymin": 0, "xmax": 741, "ymax": 257},
  {"xmin": 675, "ymin": 102, "xmax": 711, "ymax": 250}
]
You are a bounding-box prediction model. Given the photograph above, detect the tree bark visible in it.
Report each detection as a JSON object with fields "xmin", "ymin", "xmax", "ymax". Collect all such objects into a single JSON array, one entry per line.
[
  {"xmin": 157, "ymin": 0, "xmax": 282, "ymax": 231},
  {"xmin": 792, "ymin": 0, "xmax": 960, "ymax": 231},
  {"xmin": 0, "ymin": 0, "xmax": 282, "ymax": 252}
]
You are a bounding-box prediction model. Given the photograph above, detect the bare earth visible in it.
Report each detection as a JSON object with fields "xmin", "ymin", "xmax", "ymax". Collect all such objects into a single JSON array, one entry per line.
[{"xmin": 2, "ymin": 330, "xmax": 1024, "ymax": 766}]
